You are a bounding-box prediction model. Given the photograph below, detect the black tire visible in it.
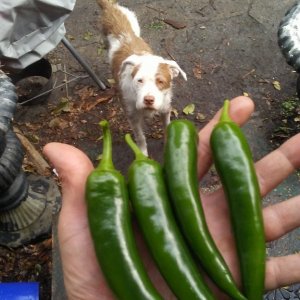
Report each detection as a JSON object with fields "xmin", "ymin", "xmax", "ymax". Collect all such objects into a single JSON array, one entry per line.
[
  {"xmin": 0, "ymin": 130, "xmax": 24, "ymax": 193},
  {"xmin": 0, "ymin": 130, "xmax": 6, "ymax": 156},
  {"xmin": 278, "ymin": 2, "xmax": 300, "ymax": 72}
]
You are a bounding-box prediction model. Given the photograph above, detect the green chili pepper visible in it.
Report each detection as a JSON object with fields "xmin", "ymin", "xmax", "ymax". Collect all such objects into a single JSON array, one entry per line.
[
  {"xmin": 86, "ymin": 120, "xmax": 162, "ymax": 300},
  {"xmin": 163, "ymin": 119, "xmax": 246, "ymax": 300},
  {"xmin": 125, "ymin": 133, "xmax": 216, "ymax": 300},
  {"xmin": 210, "ymin": 100, "xmax": 266, "ymax": 300}
]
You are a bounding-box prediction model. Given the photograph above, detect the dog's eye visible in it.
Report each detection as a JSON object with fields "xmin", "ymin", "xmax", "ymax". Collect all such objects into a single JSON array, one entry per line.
[
  {"xmin": 156, "ymin": 78, "xmax": 165, "ymax": 85},
  {"xmin": 137, "ymin": 78, "xmax": 144, "ymax": 84}
]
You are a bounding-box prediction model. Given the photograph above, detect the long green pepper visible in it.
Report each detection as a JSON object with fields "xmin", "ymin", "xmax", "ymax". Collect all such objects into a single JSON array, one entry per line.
[
  {"xmin": 210, "ymin": 100, "xmax": 266, "ymax": 300},
  {"xmin": 86, "ymin": 121, "xmax": 162, "ymax": 300},
  {"xmin": 126, "ymin": 134, "xmax": 215, "ymax": 300},
  {"xmin": 164, "ymin": 119, "xmax": 245, "ymax": 300}
]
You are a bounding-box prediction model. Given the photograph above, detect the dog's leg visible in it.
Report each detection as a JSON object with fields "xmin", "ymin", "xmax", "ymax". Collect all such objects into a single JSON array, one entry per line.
[
  {"xmin": 128, "ymin": 112, "xmax": 148, "ymax": 156},
  {"xmin": 161, "ymin": 110, "xmax": 171, "ymax": 129},
  {"xmin": 161, "ymin": 110, "xmax": 171, "ymax": 145}
]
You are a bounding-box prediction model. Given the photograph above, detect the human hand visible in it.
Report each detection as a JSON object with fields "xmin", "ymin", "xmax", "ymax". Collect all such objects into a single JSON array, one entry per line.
[{"xmin": 43, "ymin": 96, "xmax": 300, "ymax": 299}]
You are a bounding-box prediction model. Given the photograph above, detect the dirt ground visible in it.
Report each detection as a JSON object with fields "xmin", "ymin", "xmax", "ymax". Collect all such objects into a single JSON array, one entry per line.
[{"xmin": 1, "ymin": 0, "xmax": 300, "ymax": 299}]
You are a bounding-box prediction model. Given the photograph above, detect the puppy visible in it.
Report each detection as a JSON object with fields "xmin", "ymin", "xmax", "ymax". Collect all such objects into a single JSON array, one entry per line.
[{"xmin": 97, "ymin": 0, "xmax": 187, "ymax": 155}]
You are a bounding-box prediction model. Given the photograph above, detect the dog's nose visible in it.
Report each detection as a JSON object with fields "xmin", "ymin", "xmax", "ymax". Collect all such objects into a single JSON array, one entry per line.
[{"xmin": 144, "ymin": 95, "xmax": 155, "ymax": 106}]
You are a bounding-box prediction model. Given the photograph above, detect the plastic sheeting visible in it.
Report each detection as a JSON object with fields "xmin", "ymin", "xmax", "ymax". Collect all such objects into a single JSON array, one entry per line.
[{"xmin": 0, "ymin": 0, "xmax": 76, "ymax": 70}]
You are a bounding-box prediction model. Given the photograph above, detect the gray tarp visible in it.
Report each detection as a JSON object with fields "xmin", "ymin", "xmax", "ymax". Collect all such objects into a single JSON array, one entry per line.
[{"xmin": 0, "ymin": 0, "xmax": 76, "ymax": 70}]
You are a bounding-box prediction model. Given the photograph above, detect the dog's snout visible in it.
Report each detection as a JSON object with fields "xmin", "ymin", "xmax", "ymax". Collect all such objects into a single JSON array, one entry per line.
[{"xmin": 144, "ymin": 95, "xmax": 155, "ymax": 106}]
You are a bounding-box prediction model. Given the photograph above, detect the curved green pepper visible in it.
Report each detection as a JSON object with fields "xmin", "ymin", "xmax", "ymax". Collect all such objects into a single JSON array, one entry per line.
[
  {"xmin": 86, "ymin": 121, "xmax": 162, "ymax": 300},
  {"xmin": 164, "ymin": 119, "xmax": 246, "ymax": 300},
  {"xmin": 210, "ymin": 100, "xmax": 266, "ymax": 300},
  {"xmin": 126, "ymin": 134, "xmax": 215, "ymax": 300}
]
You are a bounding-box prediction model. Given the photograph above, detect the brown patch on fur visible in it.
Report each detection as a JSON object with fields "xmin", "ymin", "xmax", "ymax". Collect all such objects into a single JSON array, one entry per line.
[
  {"xmin": 156, "ymin": 63, "xmax": 172, "ymax": 90},
  {"xmin": 111, "ymin": 37, "xmax": 152, "ymax": 81},
  {"xmin": 101, "ymin": 4, "xmax": 134, "ymax": 37},
  {"xmin": 96, "ymin": 0, "xmax": 111, "ymax": 10},
  {"xmin": 131, "ymin": 64, "xmax": 141, "ymax": 78},
  {"xmin": 99, "ymin": 2, "xmax": 153, "ymax": 82}
]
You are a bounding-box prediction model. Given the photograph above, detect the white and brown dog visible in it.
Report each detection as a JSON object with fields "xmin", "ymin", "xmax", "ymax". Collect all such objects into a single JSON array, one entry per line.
[{"xmin": 97, "ymin": 0, "xmax": 187, "ymax": 155}]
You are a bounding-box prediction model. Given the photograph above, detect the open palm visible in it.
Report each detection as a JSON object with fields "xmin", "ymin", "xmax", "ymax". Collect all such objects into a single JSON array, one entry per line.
[{"xmin": 44, "ymin": 96, "xmax": 300, "ymax": 300}]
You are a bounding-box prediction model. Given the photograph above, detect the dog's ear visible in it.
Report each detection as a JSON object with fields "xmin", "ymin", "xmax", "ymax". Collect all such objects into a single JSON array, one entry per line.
[
  {"xmin": 120, "ymin": 55, "xmax": 142, "ymax": 74},
  {"xmin": 165, "ymin": 60, "xmax": 187, "ymax": 81}
]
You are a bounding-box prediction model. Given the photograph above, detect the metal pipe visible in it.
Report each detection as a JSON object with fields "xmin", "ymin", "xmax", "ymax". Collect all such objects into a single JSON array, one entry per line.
[{"xmin": 62, "ymin": 37, "xmax": 107, "ymax": 90}]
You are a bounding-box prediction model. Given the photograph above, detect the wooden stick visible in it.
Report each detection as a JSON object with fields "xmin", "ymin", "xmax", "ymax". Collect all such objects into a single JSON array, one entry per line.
[{"xmin": 14, "ymin": 127, "xmax": 51, "ymax": 177}]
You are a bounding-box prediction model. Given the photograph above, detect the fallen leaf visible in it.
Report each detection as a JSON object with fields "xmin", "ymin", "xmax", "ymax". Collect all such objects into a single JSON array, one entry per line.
[
  {"xmin": 49, "ymin": 117, "xmax": 69, "ymax": 130},
  {"xmin": 163, "ymin": 18, "xmax": 187, "ymax": 29},
  {"xmin": 171, "ymin": 108, "xmax": 179, "ymax": 118},
  {"xmin": 27, "ymin": 134, "xmax": 40, "ymax": 144},
  {"xmin": 108, "ymin": 109, "xmax": 117, "ymax": 119},
  {"xmin": 83, "ymin": 31, "xmax": 93, "ymax": 41},
  {"xmin": 52, "ymin": 98, "xmax": 72, "ymax": 115},
  {"xmin": 107, "ymin": 78, "xmax": 116, "ymax": 85},
  {"xmin": 67, "ymin": 34, "xmax": 75, "ymax": 41},
  {"xmin": 196, "ymin": 112, "xmax": 206, "ymax": 122},
  {"xmin": 75, "ymin": 86, "xmax": 95, "ymax": 101},
  {"xmin": 193, "ymin": 64, "xmax": 202, "ymax": 79},
  {"xmin": 273, "ymin": 80, "xmax": 281, "ymax": 91},
  {"xmin": 183, "ymin": 103, "xmax": 195, "ymax": 115},
  {"xmin": 80, "ymin": 88, "xmax": 116, "ymax": 111}
]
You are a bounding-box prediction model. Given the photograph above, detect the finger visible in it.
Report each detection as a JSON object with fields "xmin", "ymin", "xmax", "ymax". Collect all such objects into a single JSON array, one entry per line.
[
  {"xmin": 263, "ymin": 195, "xmax": 300, "ymax": 242},
  {"xmin": 43, "ymin": 142, "xmax": 93, "ymax": 214},
  {"xmin": 255, "ymin": 133, "xmax": 300, "ymax": 197},
  {"xmin": 43, "ymin": 142, "xmax": 94, "ymax": 243},
  {"xmin": 198, "ymin": 96, "xmax": 254, "ymax": 179},
  {"xmin": 265, "ymin": 253, "xmax": 300, "ymax": 290}
]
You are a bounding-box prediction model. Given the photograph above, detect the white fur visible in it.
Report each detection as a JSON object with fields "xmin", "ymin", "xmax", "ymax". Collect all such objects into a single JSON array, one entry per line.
[
  {"xmin": 107, "ymin": 34, "xmax": 122, "ymax": 63},
  {"xmin": 117, "ymin": 5, "xmax": 141, "ymax": 36},
  {"xmin": 107, "ymin": 4, "xmax": 187, "ymax": 156}
]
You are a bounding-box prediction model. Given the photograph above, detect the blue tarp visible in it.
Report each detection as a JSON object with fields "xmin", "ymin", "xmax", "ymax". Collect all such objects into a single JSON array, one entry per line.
[{"xmin": 0, "ymin": 282, "xmax": 39, "ymax": 300}]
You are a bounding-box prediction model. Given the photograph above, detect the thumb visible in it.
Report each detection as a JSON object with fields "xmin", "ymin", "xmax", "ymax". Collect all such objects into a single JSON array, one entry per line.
[{"xmin": 43, "ymin": 142, "xmax": 94, "ymax": 207}]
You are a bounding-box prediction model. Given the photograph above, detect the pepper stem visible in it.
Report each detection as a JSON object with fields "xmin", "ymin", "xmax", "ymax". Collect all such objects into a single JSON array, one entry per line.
[
  {"xmin": 97, "ymin": 120, "xmax": 114, "ymax": 171},
  {"xmin": 125, "ymin": 134, "xmax": 147, "ymax": 161},
  {"xmin": 219, "ymin": 99, "xmax": 233, "ymax": 123}
]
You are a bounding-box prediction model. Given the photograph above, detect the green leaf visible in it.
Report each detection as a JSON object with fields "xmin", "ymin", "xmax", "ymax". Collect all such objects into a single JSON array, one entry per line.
[
  {"xmin": 52, "ymin": 98, "xmax": 72, "ymax": 115},
  {"xmin": 83, "ymin": 31, "xmax": 93, "ymax": 41},
  {"xmin": 183, "ymin": 103, "xmax": 195, "ymax": 115}
]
